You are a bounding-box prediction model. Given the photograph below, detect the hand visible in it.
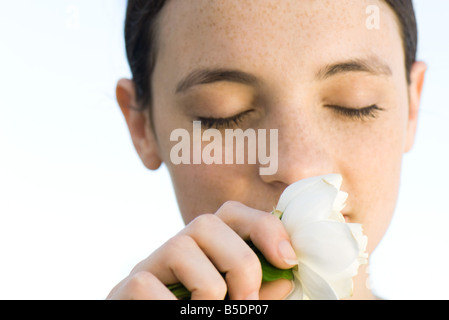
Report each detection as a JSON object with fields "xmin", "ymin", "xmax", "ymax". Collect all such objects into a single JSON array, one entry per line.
[{"xmin": 106, "ymin": 201, "xmax": 297, "ymax": 300}]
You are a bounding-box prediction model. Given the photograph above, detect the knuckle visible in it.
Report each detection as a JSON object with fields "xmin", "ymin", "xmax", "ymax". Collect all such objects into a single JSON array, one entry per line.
[
  {"xmin": 210, "ymin": 279, "xmax": 228, "ymax": 300},
  {"xmin": 163, "ymin": 234, "xmax": 203, "ymax": 273},
  {"xmin": 261, "ymin": 211, "xmax": 282, "ymax": 227},
  {"xmin": 188, "ymin": 213, "xmax": 221, "ymax": 231},
  {"xmin": 163, "ymin": 234, "xmax": 195, "ymax": 260},
  {"xmin": 215, "ymin": 200, "xmax": 245, "ymax": 222},
  {"xmin": 254, "ymin": 212, "xmax": 284, "ymax": 237},
  {"xmin": 195, "ymin": 278, "xmax": 228, "ymax": 300},
  {"xmin": 126, "ymin": 271, "xmax": 156, "ymax": 297},
  {"xmin": 218, "ymin": 200, "xmax": 242, "ymax": 213},
  {"xmin": 240, "ymin": 249, "xmax": 262, "ymax": 275},
  {"xmin": 226, "ymin": 250, "xmax": 262, "ymax": 299},
  {"xmin": 230, "ymin": 249, "xmax": 262, "ymax": 283}
]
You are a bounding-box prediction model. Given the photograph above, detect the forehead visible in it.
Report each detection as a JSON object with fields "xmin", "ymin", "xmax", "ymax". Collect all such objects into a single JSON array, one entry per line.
[{"xmin": 155, "ymin": 0, "xmax": 404, "ymax": 84}]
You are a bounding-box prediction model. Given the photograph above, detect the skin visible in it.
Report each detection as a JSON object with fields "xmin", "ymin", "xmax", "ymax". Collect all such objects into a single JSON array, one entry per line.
[{"xmin": 109, "ymin": 0, "xmax": 426, "ymax": 300}]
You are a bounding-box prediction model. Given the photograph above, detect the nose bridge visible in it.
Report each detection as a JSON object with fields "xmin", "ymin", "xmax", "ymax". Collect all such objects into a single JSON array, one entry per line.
[{"xmin": 265, "ymin": 110, "xmax": 333, "ymax": 185}]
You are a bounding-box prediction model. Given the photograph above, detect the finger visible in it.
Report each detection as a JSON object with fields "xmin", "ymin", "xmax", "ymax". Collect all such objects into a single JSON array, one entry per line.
[
  {"xmin": 216, "ymin": 201, "xmax": 298, "ymax": 269},
  {"xmin": 132, "ymin": 234, "xmax": 227, "ymax": 300},
  {"xmin": 107, "ymin": 271, "xmax": 177, "ymax": 300},
  {"xmin": 259, "ymin": 279, "xmax": 294, "ymax": 300},
  {"xmin": 182, "ymin": 214, "xmax": 262, "ymax": 300},
  {"xmin": 131, "ymin": 214, "xmax": 262, "ymax": 300}
]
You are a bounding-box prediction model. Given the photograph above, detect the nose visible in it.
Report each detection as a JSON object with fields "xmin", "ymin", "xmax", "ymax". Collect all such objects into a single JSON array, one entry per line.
[{"xmin": 259, "ymin": 112, "xmax": 334, "ymax": 187}]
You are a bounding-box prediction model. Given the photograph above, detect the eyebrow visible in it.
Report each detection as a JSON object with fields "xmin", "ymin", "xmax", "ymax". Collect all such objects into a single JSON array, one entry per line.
[
  {"xmin": 175, "ymin": 68, "xmax": 259, "ymax": 94},
  {"xmin": 175, "ymin": 58, "xmax": 391, "ymax": 93},
  {"xmin": 316, "ymin": 58, "xmax": 392, "ymax": 80}
]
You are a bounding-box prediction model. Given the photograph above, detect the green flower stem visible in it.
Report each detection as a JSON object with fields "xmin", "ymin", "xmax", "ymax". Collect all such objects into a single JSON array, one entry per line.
[
  {"xmin": 247, "ymin": 241, "xmax": 294, "ymax": 283},
  {"xmin": 167, "ymin": 282, "xmax": 191, "ymax": 300}
]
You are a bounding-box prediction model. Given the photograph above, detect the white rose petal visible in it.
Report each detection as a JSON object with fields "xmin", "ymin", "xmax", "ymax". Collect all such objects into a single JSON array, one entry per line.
[
  {"xmin": 292, "ymin": 221, "xmax": 360, "ymax": 274},
  {"xmin": 281, "ymin": 183, "xmax": 338, "ymax": 234},
  {"xmin": 294, "ymin": 263, "xmax": 337, "ymax": 300}
]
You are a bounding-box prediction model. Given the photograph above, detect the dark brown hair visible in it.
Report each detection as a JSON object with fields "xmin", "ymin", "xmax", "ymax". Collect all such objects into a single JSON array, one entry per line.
[
  {"xmin": 384, "ymin": 0, "xmax": 417, "ymax": 84},
  {"xmin": 124, "ymin": 0, "xmax": 418, "ymax": 110}
]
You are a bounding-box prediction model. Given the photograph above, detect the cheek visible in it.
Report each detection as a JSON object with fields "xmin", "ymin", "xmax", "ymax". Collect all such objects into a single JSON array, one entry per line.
[
  {"xmin": 166, "ymin": 162, "xmax": 261, "ymax": 224},
  {"xmin": 329, "ymin": 112, "xmax": 408, "ymax": 252}
]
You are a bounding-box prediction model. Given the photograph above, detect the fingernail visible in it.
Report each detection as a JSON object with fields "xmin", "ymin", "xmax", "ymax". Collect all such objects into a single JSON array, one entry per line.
[
  {"xmin": 245, "ymin": 291, "xmax": 259, "ymax": 300},
  {"xmin": 278, "ymin": 240, "xmax": 298, "ymax": 266}
]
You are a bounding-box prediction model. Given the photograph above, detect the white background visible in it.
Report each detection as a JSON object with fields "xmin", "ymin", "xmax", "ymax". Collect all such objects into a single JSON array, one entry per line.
[{"xmin": 0, "ymin": 0, "xmax": 448, "ymax": 299}]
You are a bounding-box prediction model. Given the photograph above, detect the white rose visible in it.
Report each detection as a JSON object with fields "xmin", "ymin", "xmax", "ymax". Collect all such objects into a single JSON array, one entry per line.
[{"xmin": 275, "ymin": 174, "xmax": 368, "ymax": 300}]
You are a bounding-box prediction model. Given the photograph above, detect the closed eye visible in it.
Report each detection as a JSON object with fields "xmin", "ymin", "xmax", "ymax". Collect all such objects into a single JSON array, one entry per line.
[
  {"xmin": 197, "ymin": 110, "xmax": 254, "ymax": 129},
  {"xmin": 324, "ymin": 104, "xmax": 384, "ymax": 120}
]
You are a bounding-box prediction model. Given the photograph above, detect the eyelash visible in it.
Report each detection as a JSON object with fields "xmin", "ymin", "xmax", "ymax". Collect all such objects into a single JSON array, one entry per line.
[
  {"xmin": 324, "ymin": 104, "xmax": 384, "ymax": 120},
  {"xmin": 197, "ymin": 110, "xmax": 252, "ymax": 129},
  {"xmin": 196, "ymin": 104, "xmax": 383, "ymax": 129}
]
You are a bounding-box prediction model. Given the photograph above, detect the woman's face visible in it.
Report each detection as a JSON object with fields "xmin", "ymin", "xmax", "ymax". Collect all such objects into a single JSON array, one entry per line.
[{"xmin": 131, "ymin": 0, "xmax": 425, "ymax": 253}]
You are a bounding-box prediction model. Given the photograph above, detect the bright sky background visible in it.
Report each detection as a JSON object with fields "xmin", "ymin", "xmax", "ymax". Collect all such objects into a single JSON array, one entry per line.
[{"xmin": 0, "ymin": 0, "xmax": 448, "ymax": 300}]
